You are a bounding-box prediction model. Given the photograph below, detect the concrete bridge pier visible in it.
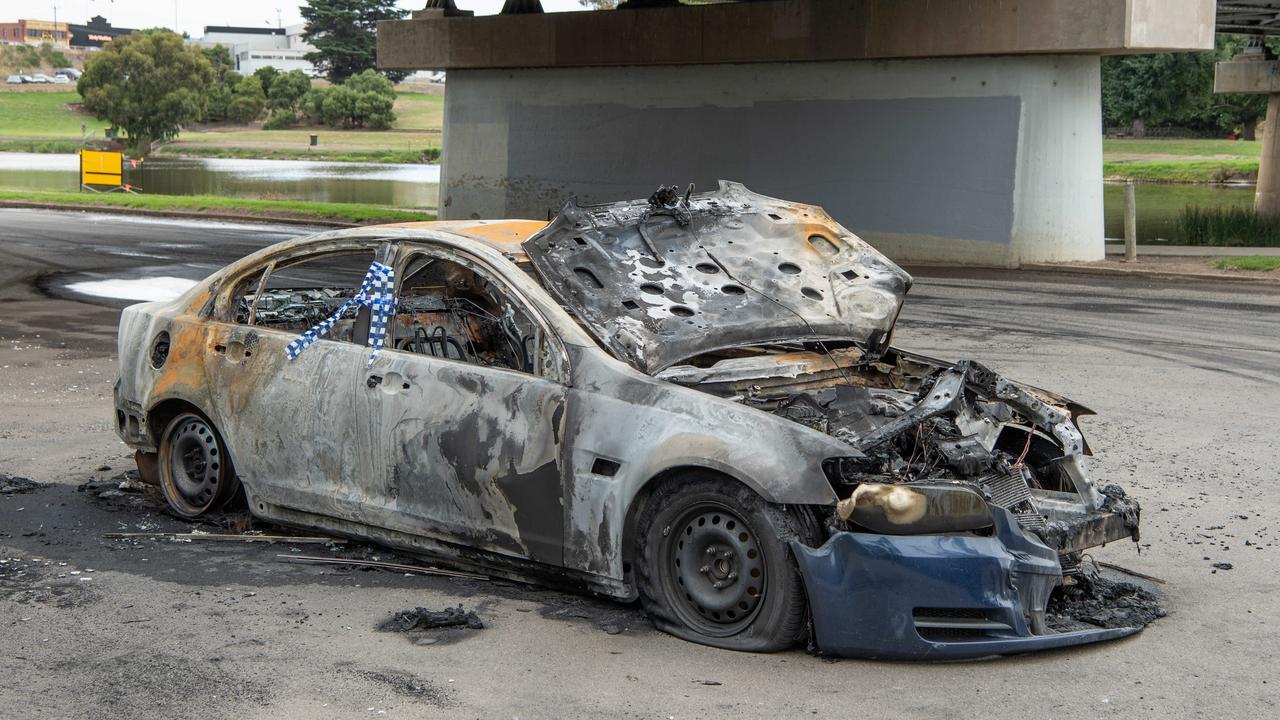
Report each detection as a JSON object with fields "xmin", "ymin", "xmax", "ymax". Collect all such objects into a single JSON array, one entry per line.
[{"xmin": 1217, "ymin": 53, "xmax": 1280, "ymax": 218}]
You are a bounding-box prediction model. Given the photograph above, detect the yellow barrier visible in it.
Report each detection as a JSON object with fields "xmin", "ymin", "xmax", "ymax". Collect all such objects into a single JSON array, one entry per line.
[{"xmin": 80, "ymin": 149, "xmax": 125, "ymax": 190}]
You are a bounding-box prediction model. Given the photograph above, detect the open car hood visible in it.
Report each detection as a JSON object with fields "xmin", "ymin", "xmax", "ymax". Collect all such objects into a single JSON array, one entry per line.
[{"xmin": 522, "ymin": 181, "xmax": 913, "ymax": 374}]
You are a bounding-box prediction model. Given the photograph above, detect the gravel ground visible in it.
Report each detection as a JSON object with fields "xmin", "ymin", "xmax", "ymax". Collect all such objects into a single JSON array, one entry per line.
[{"xmin": 0, "ymin": 209, "xmax": 1276, "ymax": 719}]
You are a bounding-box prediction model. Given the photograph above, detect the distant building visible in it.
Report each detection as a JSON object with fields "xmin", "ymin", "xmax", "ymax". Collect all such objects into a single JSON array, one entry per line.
[
  {"xmin": 68, "ymin": 16, "xmax": 138, "ymax": 48},
  {"xmin": 0, "ymin": 19, "xmax": 71, "ymax": 47},
  {"xmin": 198, "ymin": 24, "xmax": 317, "ymax": 76}
]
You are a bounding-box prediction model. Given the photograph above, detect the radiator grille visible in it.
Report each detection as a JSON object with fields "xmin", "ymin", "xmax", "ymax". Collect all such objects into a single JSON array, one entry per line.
[{"xmin": 980, "ymin": 466, "xmax": 1046, "ymax": 531}]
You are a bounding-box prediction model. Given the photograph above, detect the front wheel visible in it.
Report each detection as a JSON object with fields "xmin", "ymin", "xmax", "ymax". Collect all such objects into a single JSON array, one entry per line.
[
  {"xmin": 635, "ymin": 474, "xmax": 819, "ymax": 652},
  {"xmin": 157, "ymin": 411, "xmax": 238, "ymax": 519}
]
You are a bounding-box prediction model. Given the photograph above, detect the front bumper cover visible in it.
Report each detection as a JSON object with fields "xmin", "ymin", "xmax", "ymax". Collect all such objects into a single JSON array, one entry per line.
[{"xmin": 792, "ymin": 509, "xmax": 1139, "ymax": 660}]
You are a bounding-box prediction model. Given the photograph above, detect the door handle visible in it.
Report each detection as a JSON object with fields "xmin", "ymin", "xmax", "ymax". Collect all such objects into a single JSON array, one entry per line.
[{"xmin": 367, "ymin": 374, "xmax": 383, "ymax": 388}]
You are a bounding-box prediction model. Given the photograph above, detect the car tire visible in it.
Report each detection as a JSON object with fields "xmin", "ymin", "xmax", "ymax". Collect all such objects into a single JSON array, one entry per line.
[
  {"xmin": 157, "ymin": 411, "xmax": 238, "ymax": 519},
  {"xmin": 635, "ymin": 473, "xmax": 821, "ymax": 652}
]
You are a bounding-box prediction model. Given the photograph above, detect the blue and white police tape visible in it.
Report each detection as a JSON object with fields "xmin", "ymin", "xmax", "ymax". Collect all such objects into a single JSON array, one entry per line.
[{"xmin": 285, "ymin": 260, "xmax": 396, "ymax": 368}]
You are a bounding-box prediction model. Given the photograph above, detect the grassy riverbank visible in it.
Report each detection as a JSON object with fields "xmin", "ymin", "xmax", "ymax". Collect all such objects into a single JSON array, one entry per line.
[
  {"xmin": 0, "ymin": 188, "xmax": 434, "ymax": 225},
  {"xmin": 1103, "ymin": 159, "xmax": 1258, "ymax": 183},
  {"xmin": 1178, "ymin": 205, "xmax": 1280, "ymax": 247},
  {"xmin": 1103, "ymin": 138, "xmax": 1261, "ymax": 182},
  {"xmin": 0, "ymin": 89, "xmax": 442, "ymax": 162},
  {"xmin": 1216, "ymin": 255, "xmax": 1280, "ymax": 271}
]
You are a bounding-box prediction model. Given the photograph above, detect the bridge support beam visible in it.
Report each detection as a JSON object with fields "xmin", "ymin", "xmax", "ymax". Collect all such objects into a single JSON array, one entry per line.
[{"xmin": 1217, "ymin": 57, "xmax": 1280, "ymax": 218}]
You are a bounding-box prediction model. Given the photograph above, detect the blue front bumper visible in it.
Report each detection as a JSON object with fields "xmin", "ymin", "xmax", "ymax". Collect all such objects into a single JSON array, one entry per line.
[{"xmin": 792, "ymin": 510, "xmax": 1139, "ymax": 660}]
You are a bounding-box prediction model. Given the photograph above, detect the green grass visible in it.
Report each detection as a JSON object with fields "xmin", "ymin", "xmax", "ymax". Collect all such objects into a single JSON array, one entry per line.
[
  {"xmin": 0, "ymin": 90, "xmax": 94, "ymax": 137},
  {"xmin": 1178, "ymin": 205, "xmax": 1280, "ymax": 247},
  {"xmin": 0, "ymin": 89, "xmax": 443, "ymax": 161},
  {"xmin": 0, "ymin": 188, "xmax": 435, "ymax": 224},
  {"xmin": 155, "ymin": 145, "xmax": 439, "ymax": 164},
  {"xmin": 1103, "ymin": 138, "xmax": 1262, "ymax": 159},
  {"xmin": 1215, "ymin": 255, "xmax": 1280, "ymax": 271},
  {"xmin": 1103, "ymin": 159, "xmax": 1259, "ymax": 183},
  {"xmin": 0, "ymin": 138, "xmax": 83, "ymax": 153}
]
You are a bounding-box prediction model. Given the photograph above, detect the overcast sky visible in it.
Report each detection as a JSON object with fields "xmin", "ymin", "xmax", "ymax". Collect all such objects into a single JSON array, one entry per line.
[{"xmin": 32, "ymin": 1, "xmax": 588, "ymax": 38}]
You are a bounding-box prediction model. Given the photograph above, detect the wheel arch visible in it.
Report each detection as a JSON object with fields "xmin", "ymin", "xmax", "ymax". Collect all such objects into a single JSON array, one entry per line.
[
  {"xmin": 146, "ymin": 396, "xmax": 214, "ymax": 446},
  {"xmin": 620, "ymin": 464, "xmax": 763, "ymax": 593}
]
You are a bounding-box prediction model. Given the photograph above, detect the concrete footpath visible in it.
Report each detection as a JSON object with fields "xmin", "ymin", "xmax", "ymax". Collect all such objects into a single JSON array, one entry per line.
[{"xmin": 1105, "ymin": 243, "xmax": 1280, "ymax": 257}]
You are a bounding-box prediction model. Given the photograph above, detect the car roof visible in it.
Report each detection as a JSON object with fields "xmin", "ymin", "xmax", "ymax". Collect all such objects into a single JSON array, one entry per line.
[{"xmin": 380, "ymin": 219, "xmax": 547, "ymax": 262}]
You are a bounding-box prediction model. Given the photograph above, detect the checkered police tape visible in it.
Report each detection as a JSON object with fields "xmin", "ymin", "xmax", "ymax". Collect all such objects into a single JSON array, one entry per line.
[{"xmin": 285, "ymin": 260, "xmax": 396, "ymax": 368}]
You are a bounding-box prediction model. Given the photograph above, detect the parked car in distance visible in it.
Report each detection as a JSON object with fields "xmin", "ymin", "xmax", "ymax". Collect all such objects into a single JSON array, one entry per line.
[
  {"xmin": 5, "ymin": 75, "xmax": 24, "ymax": 84},
  {"xmin": 57, "ymin": 67, "xmax": 81, "ymax": 79},
  {"xmin": 51, "ymin": 74, "xmax": 70, "ymax": 84},
  {"xmin": 28, "ymin": 73, "xmax": 53, "ymax": 83}
]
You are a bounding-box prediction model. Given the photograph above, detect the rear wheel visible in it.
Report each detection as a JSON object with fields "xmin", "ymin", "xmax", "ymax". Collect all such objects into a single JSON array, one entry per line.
[
  {"xmin": 157, "ymin": 412, "xmax": 237, "ymax": 519},
  {"xmin": 635, "ymin": 474, "xmax": 819, "ymax": 652}
]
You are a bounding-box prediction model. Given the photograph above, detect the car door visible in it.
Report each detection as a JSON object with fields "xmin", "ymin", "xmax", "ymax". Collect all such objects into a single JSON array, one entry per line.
[
  {"xmin": 359, "ymin": 242, "xmax": 570, "ymax": 566},
  {"xmin": 203, "ymin": 242, "xmax": 388, "ymax": 520}
]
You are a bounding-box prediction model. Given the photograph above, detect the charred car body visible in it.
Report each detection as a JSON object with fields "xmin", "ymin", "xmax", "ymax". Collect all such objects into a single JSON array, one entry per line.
[{"xmin": 114, "ymin": 182, "xmax": 1141, "ymax": 659}]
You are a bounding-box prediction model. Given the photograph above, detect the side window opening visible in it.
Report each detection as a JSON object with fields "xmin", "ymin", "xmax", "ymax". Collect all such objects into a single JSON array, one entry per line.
[
  {"xmin": 231, "ymin": 250, "xmax": 376, "ymax": 345},
  {"xmin": 393, "ymin": 253, "xmax": 542, "ymax": 374}
]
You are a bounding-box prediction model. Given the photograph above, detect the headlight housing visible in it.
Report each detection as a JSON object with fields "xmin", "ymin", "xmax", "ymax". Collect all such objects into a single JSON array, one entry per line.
[{"xmin": 836, "ymin": 483, "xmax": 993, "ymax": 535}]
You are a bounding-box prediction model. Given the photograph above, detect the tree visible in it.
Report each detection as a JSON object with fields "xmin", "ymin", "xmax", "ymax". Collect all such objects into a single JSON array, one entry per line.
[
  {"xmin": 1101, "ymin": 51, "xmax": 1212, "ymax": 136},
  {"xmin": 299, "ymin": 69, "xmax": 396, "ymax": 129},
  {"xmin": 77, "ymin": 30, "xmax": 215, "ymax": 154},
  {"xmin": 38, "ymin": 42, "xmax": 70, "ymax": 69},
  {"xmin": 228, "ymin": 75, "xmax": 267, "ymax": 123},
  {"xmin": 202, "ymin": 44, "xmax": 235, "ymax": 82},
  {"xmin": 1101, "ymin": 34, "xmax": 1280, "ymax": 139},
  {"xmin": 301, "ymin": 0, "xmax": 409, "ymax": 84},
  {"xmin": 263, "ymin": 70, "xmax": 314, "ymax": 128},
  {"xmin": 253, "ymin": 66, "xmax": 280, "ymax": 96},
  {"xmin": 204, "ymin": 70, "xmax": 243, "ymax": 122}
]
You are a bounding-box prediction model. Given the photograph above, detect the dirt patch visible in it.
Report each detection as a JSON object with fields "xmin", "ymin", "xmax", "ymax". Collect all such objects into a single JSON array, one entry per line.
[
  {"xmin": 1046, "ymin": 575, "xmax": 1166, "ymax": 633},
  {"xmin": 357, "ymin": 668, "xmax": 453, "ymax": 707},
  {"xmin": 538, "ymin": 593, "xmax": 648, "ymax": 636},
  {"xmin": 0, "ymin": 555, "xmax": 98, "ymax": 609},
  {"xmin": 76, "ymin": 470, "xmax": 161, "ymax": 512},
  {"xmin": 1, "ymin": 473, "xmax": 44, "ymax": 494},
  {"xmin": 1025, "ymin": 255, "xmax": 1280, "ymax": 283},
  {"xmin": 76, "ymin": 649, "xmax": 272, "ymax": 720}
]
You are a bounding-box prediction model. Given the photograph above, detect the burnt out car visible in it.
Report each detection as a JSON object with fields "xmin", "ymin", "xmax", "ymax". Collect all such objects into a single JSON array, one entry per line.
[{"xmin": 114, "ymin": 182, "xmax": 1142, "ymax": 659}]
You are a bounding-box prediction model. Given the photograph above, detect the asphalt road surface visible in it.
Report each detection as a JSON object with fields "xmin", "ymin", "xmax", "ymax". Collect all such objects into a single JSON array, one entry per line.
[{"xmin": 1, "ymin": 208, "xmax": 1277, "ymax": 719}]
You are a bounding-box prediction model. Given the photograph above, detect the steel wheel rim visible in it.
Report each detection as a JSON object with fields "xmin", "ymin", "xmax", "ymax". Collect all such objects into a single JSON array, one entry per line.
[
  {"xmin": 165, "ymin": 416, "xmax": 223, "ymax": 513},
  {"xmin": 663, "ymin": 502, "xmax": 766, "ymax": 637}
]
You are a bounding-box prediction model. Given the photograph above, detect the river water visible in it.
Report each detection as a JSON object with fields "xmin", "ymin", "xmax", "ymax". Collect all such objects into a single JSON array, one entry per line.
[
  {"xmin": 0, "ymin": 152, "xmax": 1255, "ymax": 239},
  {"xmin": 0, "ymin": 152, "xmax": 440, "ymax": 209},
  {"xmin": 1102, "ymin": 182, "xmax": 1254, "ymax": 243}
]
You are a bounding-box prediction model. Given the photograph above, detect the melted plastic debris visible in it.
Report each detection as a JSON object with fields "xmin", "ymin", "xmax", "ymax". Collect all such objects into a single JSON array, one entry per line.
[
  {"xmin": 1046, "ymin": 575, "xmax": 1166, "ymax": 632},
  {"xmin": 379, "ymin": 605, "xmax": 485, "ymax": 633}
]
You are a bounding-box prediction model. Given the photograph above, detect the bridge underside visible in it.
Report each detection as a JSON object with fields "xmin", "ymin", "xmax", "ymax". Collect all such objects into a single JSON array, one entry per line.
[{"xmin": 381, "ymin": 0, "xmax": 1215, "ymax": 266}]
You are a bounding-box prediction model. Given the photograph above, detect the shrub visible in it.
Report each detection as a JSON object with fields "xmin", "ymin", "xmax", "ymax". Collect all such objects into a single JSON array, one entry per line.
[
  {"xmin": 203, "ymin": 71, "xmax": 241, "ymax": 122},
  {"xmin": 299, "ymin": 71, "xmax": 396, "ymax": 129},
  {"xmin": 1178, "ymin": 205, "xmax": 1280, "ymax": 247},
  {"xmin": 227, "ymin": 75, "xmax": 267, "ymax": 123}
]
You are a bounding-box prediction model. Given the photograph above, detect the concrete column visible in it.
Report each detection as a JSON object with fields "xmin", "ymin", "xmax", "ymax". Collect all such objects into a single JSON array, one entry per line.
[
  {"xmin": 1258, "ymin": 94, "xmax": 1280, "ymax": 219},
  {"xmin": 1215, "ymin": 59, "xmax": 1280, "ymax": 218},
  {"xmin": 438, "ymin": 55, "xmax": 1105, "ymax": 267}
]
